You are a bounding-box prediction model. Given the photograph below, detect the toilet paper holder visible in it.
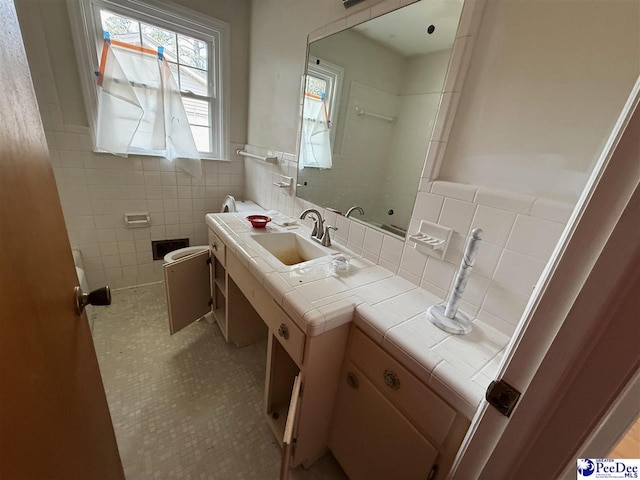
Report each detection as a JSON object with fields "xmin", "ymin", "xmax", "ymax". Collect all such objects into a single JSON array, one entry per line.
[{"xmin": 124, "ymin": 212, "xmax": 151, "ymax": 228}]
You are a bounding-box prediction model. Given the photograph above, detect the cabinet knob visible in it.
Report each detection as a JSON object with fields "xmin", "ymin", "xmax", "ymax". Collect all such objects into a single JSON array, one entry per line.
[
  {"xmin": 212, "ymin": 242, "xmax": 218, "ymax": 251},
  {"xmin": 383, "ymin": 369, "xmax": 400, "ymax": 390},
  {"xmin": 278, "ymin": 323, "xmax": 289, "ymax": 340},
  {"xmin": 346, "ymin": 371, "xmax": 359, "ymax": 389}
]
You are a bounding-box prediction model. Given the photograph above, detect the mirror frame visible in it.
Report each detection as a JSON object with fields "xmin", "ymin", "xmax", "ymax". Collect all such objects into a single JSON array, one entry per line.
[{"xmin": 294, "ymin": 0, "xmax": 487, "ymax": 238}]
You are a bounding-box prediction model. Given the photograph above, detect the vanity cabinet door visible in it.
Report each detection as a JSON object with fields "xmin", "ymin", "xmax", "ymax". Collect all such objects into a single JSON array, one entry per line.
[
  {"xmin": 163, "ymin": 250, "xmax": 211, "ymax": 335},
  {"xmin": 280, "ymin": 374, "xmax": 302, "ymax": 480},
  {"xmin": 329, "ymin": 361, "xmax": 438, "ymax": 480}
]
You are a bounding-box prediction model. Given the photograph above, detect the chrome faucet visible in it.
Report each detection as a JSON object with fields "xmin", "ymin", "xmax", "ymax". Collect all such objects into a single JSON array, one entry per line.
[
  {"xmin": 299, "ymin": 209, "xmax": 337, "ymax": 247},
  {"xmin": 346, "ymin": 205, "xmax": 365, "ymax": 218}
]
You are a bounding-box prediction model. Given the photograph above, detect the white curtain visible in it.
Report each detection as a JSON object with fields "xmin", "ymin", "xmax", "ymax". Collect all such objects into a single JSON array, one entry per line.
[
  {"xmin": 299, "ymin": 96, "xmax": 332, "ymax": 170},
  {"xmin": 96, "ymin": 43, "xmax": 202, "ymax": 178}
]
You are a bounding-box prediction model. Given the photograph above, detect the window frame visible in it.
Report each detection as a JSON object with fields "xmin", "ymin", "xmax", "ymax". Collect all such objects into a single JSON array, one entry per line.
[
  {"xmin": 306, "ymin": 56, "xmax": 343, "ymax": 149},
  {"xmin": 300, "ymin": 56, "xmax": 344, "ymax": 169},
  {"xmin": 67, "ymin": 0, "xmax": 230, "ymax": 161}
]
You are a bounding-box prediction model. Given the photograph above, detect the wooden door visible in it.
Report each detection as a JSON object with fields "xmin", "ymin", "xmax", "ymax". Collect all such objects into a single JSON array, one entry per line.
[
  {"xmin": 163, "ymin": 250, "xmax": 211, "ymax": 335},
  {"xmin": 0, "ymin": 1, "xmax": 124, "ymax": 478},
  {"xmin": 329, "ymin": 361, "xmax": 439, "ymax": 480}
]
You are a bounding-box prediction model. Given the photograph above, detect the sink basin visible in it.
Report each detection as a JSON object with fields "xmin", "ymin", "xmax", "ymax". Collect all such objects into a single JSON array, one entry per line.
[{"xmin": 251, "ymin": 232, "xmax": 329, "ymax": 266}]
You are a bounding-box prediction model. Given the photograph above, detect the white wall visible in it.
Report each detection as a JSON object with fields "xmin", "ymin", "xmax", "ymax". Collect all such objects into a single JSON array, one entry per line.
[
  {"xmin": 438, "ymin": 0, "xmax": 640, "ymax": 203},
  {"xmin": 15, "ymin": 0, "xmax": 251, "ymax": 289}
]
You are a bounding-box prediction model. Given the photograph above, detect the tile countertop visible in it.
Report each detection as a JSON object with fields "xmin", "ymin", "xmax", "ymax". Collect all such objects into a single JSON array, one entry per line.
[{"xmin": 206, "ymin": 212, "xmax": 510, "ymax": 419}]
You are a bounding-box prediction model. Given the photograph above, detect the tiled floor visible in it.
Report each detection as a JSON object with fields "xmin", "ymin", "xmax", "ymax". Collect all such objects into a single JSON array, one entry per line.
[{"xmin": 93, "ymin": 282, "xmax": 346, "ymax": 480}]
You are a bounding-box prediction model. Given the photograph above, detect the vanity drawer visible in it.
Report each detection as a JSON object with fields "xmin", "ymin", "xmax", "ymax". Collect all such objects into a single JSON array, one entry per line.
[
  {"xmin": 208, "ymin": 230, "xmax": 226, "ymax": 266},
  {"xmin": 348, "ymin": 327, "xmax": 455, "ymax": 447},
  {"xmin": 265, "ymin": 300, "xmax": 306, "ymax": 367},
  {"xmin": 227, "ymin": 252, "xmax": 305, "ymax": 366}
]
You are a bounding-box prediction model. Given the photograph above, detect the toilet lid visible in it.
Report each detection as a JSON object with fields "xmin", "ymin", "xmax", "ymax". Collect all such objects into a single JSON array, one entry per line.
[
  {"xmin": 163, "ymin": 246, "xmax": 208, "ymax": 263},
  {"xmin": 221, "ymin": 195, "xmax": 237, "ymax": 212}
]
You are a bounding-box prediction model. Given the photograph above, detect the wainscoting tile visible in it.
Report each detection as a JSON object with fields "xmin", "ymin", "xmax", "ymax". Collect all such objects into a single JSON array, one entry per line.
[
  {"xmin": 413, "ymin": 192, "xmax": 444, "ymax": 223},
  {"xmin": 507, "ymin": 215, "xmax": 565, "ymax": 261},
  {"xmin": 432, "ymin": 180, "xmax": 478, "ymax": 202},
  {"xmin": 493, "ymin": 249, "xmax": 546, "ymax": 295},
  {"xmin": 530, "ymin": 197, "xmax": 574, "ymax": 223},
  {"xmin": 470, "ymin": 205, "xmax": 517, "ymax": 247},
  {"xmin": 438, "ymin": 197, "xmax": 477, "ymax": 234}
]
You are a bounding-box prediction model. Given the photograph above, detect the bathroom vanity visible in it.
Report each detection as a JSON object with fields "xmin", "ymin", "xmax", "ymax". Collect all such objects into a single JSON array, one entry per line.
[{"xmin": 163, "ymin": 212, "xmax": 508, "ymax": 479}]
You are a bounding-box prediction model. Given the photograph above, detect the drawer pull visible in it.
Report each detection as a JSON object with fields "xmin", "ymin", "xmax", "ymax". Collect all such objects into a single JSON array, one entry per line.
[
  {"xmin": 212, "ymin": 242, "xmax": 218, "ymax": 251},
  {"xmin": 346, "ymin": 372, "xmax": 359, "ymax": 389},
  {"xmin": 383, "ymin": 369, "xmax": 400, "ymax": 390},
  {"xmin": 278, "ymin": 323, "xmax": 289, "ymax": 340}
]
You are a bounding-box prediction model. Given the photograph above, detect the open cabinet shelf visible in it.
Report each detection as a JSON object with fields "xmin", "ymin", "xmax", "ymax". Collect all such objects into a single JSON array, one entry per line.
[
  {"xmin": 213, "ymin": 256, "xmax": 226, "ymax": 295},
  {"xmin": 214, "ymin": 276, "xmax": 226, "ymax": 294},
  {"xmin": 265, "ymin": 401, "xmax": 289, "ymax": 447},
  {"xmin": 266, "ymin": 333, "xmax": 300, "ymax": 450}
]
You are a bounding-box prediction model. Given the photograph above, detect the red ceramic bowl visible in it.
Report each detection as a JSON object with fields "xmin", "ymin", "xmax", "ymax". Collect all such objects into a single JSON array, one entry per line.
[{"xmin": 246, "ymin": 214, "xmax": 271, "ymax": 228}]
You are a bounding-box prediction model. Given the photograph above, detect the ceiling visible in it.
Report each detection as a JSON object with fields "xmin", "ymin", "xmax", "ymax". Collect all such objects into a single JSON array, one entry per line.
[{"xmin": 352, "ymin": 0, "xmax": 464, "ymax": 57}]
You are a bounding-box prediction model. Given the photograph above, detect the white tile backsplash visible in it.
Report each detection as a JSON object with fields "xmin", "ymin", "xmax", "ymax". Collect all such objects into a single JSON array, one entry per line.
[
  {"xmin": 363, "ymin": 228, "xmax": 384, "ymax": 256},
  {"xmin": 494, "ymin": 249, "xmax": 546, "ymax": 295},
  {"xmin": 431, "ymin": 180, "xmax": 478, "ymax": 202},
  {"xmin": 481, "ymin": 282, "xmax": 530, "ymax": 329},
  {"xmin": 400, "ymin": 244, "xmax": 428, "ymax": 279},
  {"xmin": 412, "ymin": 192, "xmax": 444, "ymax": 223},
  {"xmin": 348, "ymin": 221, "xmax": 366, "ymax": 247},
  {"xmin": 378, "ymin": 235, "xmax": 403, "ymax": 264},
  {"xmin": 507, "ymin": 215, "xmax": 565, "ymax": 261},
  {"xmin": 530, "ymin": 197, "xmax": 574, "ymax": 224},
  {"xmin": 470, "ymin": 205, "xmax": 516, "ymax": 246},
  {"xmin": 423, "ymin": 256, "xmax": 457, "ymax": 291},
  {"xmin": 438, "ymin": 197, "xmax": 477, "ymax": 234},
  {"xmin": 243, "ymin": 139, "xmax": 572, "ymax": 343},
  {"xmin": 474, "ymin": 187, "xmax": 535, "ymax": 214},
  {"xmin": 462, "ymin": 273, "xmax": 491, "ymax": 307}
]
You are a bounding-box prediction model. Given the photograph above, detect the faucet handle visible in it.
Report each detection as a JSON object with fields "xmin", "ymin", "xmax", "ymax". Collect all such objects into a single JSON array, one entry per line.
[
  {"xmin": 321, "ymin": 225, "xmax": 338, "ymax": 247},
  {"xmin": 310, "ymin": 219, "xmax": 320, "ymax": 237}
]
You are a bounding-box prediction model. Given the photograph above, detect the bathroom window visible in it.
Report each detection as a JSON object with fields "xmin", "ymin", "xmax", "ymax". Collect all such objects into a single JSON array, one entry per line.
[
  {"xmin": 299, "ymin": 58, "xmax": 343, "ymax": 169},
  {"xmin": 68, "ymin": 0, "xmax": 230, "ymax": 160}
]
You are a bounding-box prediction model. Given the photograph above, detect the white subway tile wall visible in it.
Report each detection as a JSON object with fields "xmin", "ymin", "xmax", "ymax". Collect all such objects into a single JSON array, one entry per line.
[
  {"xmin": 53, "ymin": 144, "xmax": 244, "ymax": 289},
  {"xmin": 245, "ymin": 157, "xmax": 571, "ymax": 338}
]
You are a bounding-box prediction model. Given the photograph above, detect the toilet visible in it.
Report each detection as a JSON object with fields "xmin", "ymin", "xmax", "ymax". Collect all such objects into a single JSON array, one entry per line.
[
  {"xmin": 221, "ymin": 195, "xmax": 264, "ymax": 214},
  {"xmin": 163, "ymin": 245, "xmax": 210, "ymax": 264},
  {"xmin": 164, "ymin": 197, "xmax": 265, "ymax": 264}
]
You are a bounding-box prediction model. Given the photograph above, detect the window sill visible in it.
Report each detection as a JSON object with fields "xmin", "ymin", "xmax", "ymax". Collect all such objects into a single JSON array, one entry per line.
[{"xmin": 93, "ymin": 147, "xmax": 232, "ymax": 162}]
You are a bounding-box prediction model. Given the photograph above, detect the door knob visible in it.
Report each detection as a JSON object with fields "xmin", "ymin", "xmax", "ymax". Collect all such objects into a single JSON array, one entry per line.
[{"xmin": 75, "ymin": 286, "xmax": 111, "ymax": 315}]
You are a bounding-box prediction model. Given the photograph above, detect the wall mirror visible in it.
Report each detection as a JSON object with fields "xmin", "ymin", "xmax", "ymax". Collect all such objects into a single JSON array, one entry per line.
[{"xmin": 296, "ymin": 0, "xmax": 464, "ymax": 237}]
